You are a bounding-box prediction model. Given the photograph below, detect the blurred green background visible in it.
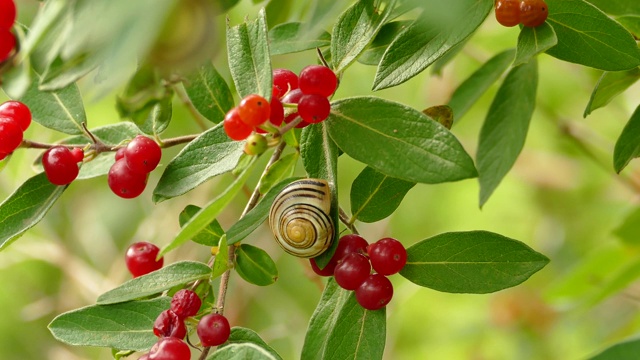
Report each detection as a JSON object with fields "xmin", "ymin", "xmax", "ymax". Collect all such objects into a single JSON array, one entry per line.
[{"xmin": 2, "ymin": 1, "xmax": 640, "ymax": 359}]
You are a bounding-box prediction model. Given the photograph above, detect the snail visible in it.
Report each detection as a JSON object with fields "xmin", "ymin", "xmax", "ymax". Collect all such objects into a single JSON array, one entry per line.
[{"xmin": 268, "ymin": 178, "xmax": 335, "ymax": 258}]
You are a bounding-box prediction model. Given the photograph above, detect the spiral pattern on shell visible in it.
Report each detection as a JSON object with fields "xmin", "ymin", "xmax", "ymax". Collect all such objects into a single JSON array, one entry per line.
[{"xmin": 269, "ymin": 179, "xmax": 335, "ymax": 258}]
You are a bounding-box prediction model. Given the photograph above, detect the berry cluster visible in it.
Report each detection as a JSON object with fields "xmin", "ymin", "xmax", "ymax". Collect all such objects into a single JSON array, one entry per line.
[
  {"xmin": 0, "ymin": 0, "xmax": 16, "ymax": 63},
  {"xmin": 310, "ymin": 234, "xmax": 407, "ymax": 310},
  {"xmin": 42, "ymin": 146, "xmax": 84, "ymax": 185},
  {"xmin": 108, "ymin": 135, "xmax": 161, "ymax": 199},
  {"xmin": 223, "ymin": 65, "xmax": 338, "ymax": 142},
  {"xmin": 0, "ymin": 100, "xmax": 30, "ymax": 161},
  {"xmin": 494, "ymin": 0, "xmax": 548, "ymax": 28},
  {"xmin": 125, "ymin": 241, "xmax": 164, "ymax": 278}
]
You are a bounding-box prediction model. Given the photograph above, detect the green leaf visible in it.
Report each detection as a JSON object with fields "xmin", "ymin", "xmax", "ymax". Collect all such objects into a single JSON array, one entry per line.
[
  {"xmin": 179, "ymin": 205, "xmax": 225, "ymax": 246},
  {"xmin": 616, "ymin": 15, "xmax": 640, "ymax": 37},
  {"xmin": 477, "ymin": 60, "xmax": 538, "ymax": 207},
  {"xmin": 115, "ymin": 66, "xmax": 169, "ymax": 125},
  {"xmin": 212, "ymin": 235, "xmax": 230, "ymax": 279},
  {"xmin": 513, "ymin": 22, "xmax": 558, "ymax": 67},
  {"xmin": 19, "ymin": 81, "xmax": 87, "ymax": 135},
  {"xmin": 258, "ymin": 152, "xmax": 299, "ymax": 194},
  {"xmin": 350, "ymin": 166, "xmax": 415, "ymax": 223},
  {"xmin": 358, "ymin": 20, "xmax": 413, "ymax": 66},
  {"xmin": 137, "ymin": 96, "xmax": 172, "ymax": 136},
  {"xmin": 235, "ymin": 244, "xmax": 278, "ymax": 286},
  {"xmin": 159, "ymin": 160, "xmax": 255, "ymax": 257},
  {"xmin": 372, "ymin": 0, "xmax": 492, "ymax": 90},
  {"xmin": 586, "ymin": 0, "xmax": 640, "ymax": 16},
  {"xmin": 300, "ymin": 123, "xmax": 340, "ymax": 268},
  {"xmin": 613, "ymin": 105, "xmax": 640, "ymax": 173},
  {"xmin": 584, "ymin": 68, "xmax": 640, "ymax": 117},
  {"xmin": 545, "ymin": 0, "xmax": 640, "ymax": 71},
  {"xmin": 447, "ymin": 49, "xmax": 515, "ymax": 123},
  {"xmin": 184, "ymin": 62, "xmax": 234, "ymax": 124},
  {"xmin": 613, "ymin": 206, "xmax": 640, "ymax": 246},
  {"xmin": 48, "ymin": 297, "xmax": 170, "ymax": 352},
  {"xmin": 589, "ymin": 338, "xmax": 640, "ymax": 360},
  {"xmin": 302, "ymin": 278, "xmax": 386, "ymax": 360},
  {"xmin": 327, "ymin": 96, "xmax": 477, "ymax": 184},
  {"xmin": 208, "ymin": 343, "xmax": 280, "ymax": 360},
  {"xmin": 399, "ymin": 231, "xmax": 550, "ymax": 293},
  {"xmin": 219, "ymin": 327, "xmax": 282, "ymax": 360},
  {"xmin": 97, "ymin": 261, "xmax": 212, "ymax": 304},
  {"xmin": 39, "ymin": 53, "xmax": 101, "ymax": 91},
  {"xmin": 153, "ymin": 123, "xmax": 245, "ymax": 202},
  {"xmin": 330, "ymin": 0, "xmax": 395, "ymax": 73},
  {"xmin": 227, "ymin": 177, "xmax": 302, "ymax": 245},
  {"xmin": 268, "ymin": 22, "xmax": 331, "ymax": 55},
  {"xmin": 0, "ymin": 173, "xmax": 66, "ymax": 251},
  {"xmin": 227, "ymin": 8, "xmax": 272, "ymax": 100}
]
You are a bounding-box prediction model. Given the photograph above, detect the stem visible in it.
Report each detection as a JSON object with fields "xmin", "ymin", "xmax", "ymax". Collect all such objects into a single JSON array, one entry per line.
[
  {"xmin": 174, "ymin": 83, "xmax": 209, "ymax": 131},
  {"xmin": 339, "ymin": 207, "xmax": 359, "ymax": 235},
  {"xmin": 199, "ymin": 142, "xmax": 287, "ymax": 360},
  {"xmin": 278, "ymin": 116, "xmax": 303, "ymax": 135},
  {"xmin": 20, "ymin": 134, "xmax": 197, "ymax": 152}
]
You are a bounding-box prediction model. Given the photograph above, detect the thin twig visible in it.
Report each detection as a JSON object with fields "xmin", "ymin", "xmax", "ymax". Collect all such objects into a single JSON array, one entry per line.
[
  {"xmin": 20, "ymin": 134, "xmax": 197, "ymax": 152},
  {"xmin": 199, "ymin": 141, "xmax": 287, "ymax": 360},
  {"xmin": 339, "ymin": 207, "xmax": 359, "ymax": 235},
  {"xmin": 277, "ymin": 117, "xmax": 303, "ymax": 135}
]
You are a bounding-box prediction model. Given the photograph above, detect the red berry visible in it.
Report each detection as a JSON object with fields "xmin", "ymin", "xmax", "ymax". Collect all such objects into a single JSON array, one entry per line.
[
  {"xmin": 115, "ymin": 147, "xmax": 126, "ymax": 161},
  {"xmin": 223, "ymin": 107, "xmax": 253, "ymax": 140},
  {"xmin": 170, "ymin": 289, "xmax": 202, "ymax": 319},
  {"xmin": 153, "ymin": 310, "xmax": 187, "ymax": 339},
  {"xmin": 495, "ymin": 0, "xmax": 520, "ymax": 27},
  {"xmin": 124, "ymin": 135, "xmax": 162, "ymax": 174},
  {"xmin": 197, "ymin": 313, "xmax": 231, "ymax": 347},
  {"xmin": 310, "ymin": 234, "xmax": 369, "ymax": 277},
  {"xmin": 298, "ymin": 94, "xmax": 331, "ymax": 124},
  {"xmin": 148, "ymin": 337, "xmax": 190, "ymax": 360},
  {"xmin": 272, "ymin": 68, "xmax": 299, "ymax": 99},
  {"xmin": 108, "ymin": 159, "xmax": 148, "ymax": 199},
  {"xmin": 0, "ymin": 29, "xmax": 15, "ymax": 62},
  {"xmin": 42, "ymin": 146, "xmax": 79, "ymax": 186},
  {"xmin": 0, "ymin": 152, "xmax": 7, "ymax": 161},
  {"xmin": 334, "ymin": 253, "xmax": 371, "ymax": 290},
  {"xmin": 309, "ymin": 258, "xmax": 335, "ymax": 276},
  {"xmin": 0, "ymin": 117, "xmax": 22, "ymax": 154},
  {"xmin": 298, "ymin": 65, "xmax": 337, "ymax": 97},
  {"xmin": 367, "ymin": 237, "xmax": 407, "ymax": 276},
  {"xmin": 355, "ymin": 274, "xmax": 393, "ymax": 310},
  {"xmin": 0, "ymin": 0, "xmax": 16, "ymax": 30},
  {"xmin": 520, "ymin": 0, "xmax": 548, "ymax": 27},
  {"xmin": 125, "ymin": 241, "xmax": 163, "ymax": 277},
  {"xmin": 238, "ymin": 94, "xmax": 271, "ymax": 127},
  {"xmin": 70, "ymin": 148, "xmax": 84, "ymax": 163},
  {"xmin": 0, "ymin": 101, "xmax": 31, "ymax": 131},
  {"xmin": 281, "ymin": 89, "xmax": 310, "ymax": 128},
  {"xmin": 269, "ymin": 97, "xmax": 284, "ymax": 127}
]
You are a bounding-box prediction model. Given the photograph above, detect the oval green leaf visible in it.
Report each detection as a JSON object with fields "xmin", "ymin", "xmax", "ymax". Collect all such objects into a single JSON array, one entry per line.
[
  {"xmin": 258, "ymin": 152, "xmax": 299, "ymax": 194},
  {"xmin": 235, "ymin": 244, "xmax": 278, "ymax": 286},
  {"xmin": 137, "ymin": 96, "xmax": 172, "ymax": 136},
  {"xmin": 545, "ymin": 0, "xmax": 640, "ymax": 71},
  {"xmin": 217, "ymin": 327, "xmax": 283, "ymax": 360},
  {"xmin": 589, "ymin": 338, "xmax": 640, "ymax": 360},
  {"xmin": 584, "ymin": 68, "xmax": 640, "ymax": 118},
  {"xmin": 212, "ymin": 235, "xmax": 230, "ymax": 280},
  {"xmin": 268, "ymin": 22, "xmax": 331, "ymax": 55},
  {"xmin": 208, "ymin": 343, "xmax": 280, "ymax": 360},
  {"xmin": 184, "ymin": 62, "xmax": 234, "ymax": 124},
  {"xmin": 513, "ymin": 22, "xmax": 558, "ymax": 67},
  {"xmin": 477, "ymin": 60, "xmax": 538, "ymax": 207},
  {"xmin": 613, "ymin": 104, "xmax": 640, "ymax": 173},
  {"xmin": 97, "ymin": 261, "xmax": 212, "ymax": 304},
  {"xmin": 0, "ymin": 173, "xmax": 66, "ymax": 251},
  {"xmin": 400, "ymin": 231, "xmax": 550, "ymax": 293},
  {"xmin": 19, "ymin": 80, "xmax": 87, "ymax": 135},
  {"xmin": 153, "ymin": 123, "xmax": 245, "ymax": 202},
  {"xmin": 350, "ymin": 166, "xmax": 415, "ymax": 223},
  {"xmin": 48, "ymin": 297, "xmax": 170, "ymax": 352},
  {"xmin": 179, "ymin": 205, "xmax": 224, "ymax": 246},
  {"xmin": 358, "ymin": 20, "xmax": 413, "ymax": 66},
  {"xmin": 327, "ymin": 96, "xmax": 477, "ymax": 184}
]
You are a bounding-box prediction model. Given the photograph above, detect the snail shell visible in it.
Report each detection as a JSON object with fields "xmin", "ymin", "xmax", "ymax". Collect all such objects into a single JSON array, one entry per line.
[{"xmin": 269, "ymin": 179, "xmax": 335, "ymax": 258}]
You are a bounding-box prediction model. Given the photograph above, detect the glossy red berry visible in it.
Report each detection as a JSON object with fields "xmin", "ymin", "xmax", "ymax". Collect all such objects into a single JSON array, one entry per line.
[
  {"xmin": 298, "ymin": 94, "xmax": 331, "ymax": 124},
  {"xmin": 495, "ymin": 0, "xmax": 520, "ymax": 27},
  {"xmin": 70, "ymin": 148, "xmax": 84, "ymax": 163},
  {"xmin": 355, "ymin": 273, "xmax": 393, "ymax": 310},
  {"xmin": 281, "ymin": 89, "xmax": 310, "ymax": 128},
  {"xmin": 0, "ymin": 101, "xmax": 31, "ymax": 131},
  {"xmin": 520, "ymin": 0, "xmax": 548, "ymax": 27},
  {"xmin": 108, "ymin": 159, "xmax": 148, "ymax": 199},
  {"xmin": 269, "ymin": 97, "xmax": 284, "ymax": 127},
  {"xmin": 0, "ymin": 29, "xmax": 15, "ymax": 63},
  {"xmin": 0, "ymin": 0, "xmax": 16, "ymax": 30},
  {"xmin": 272, "ymin": 68, "xmax": 299, "ymax": 99},
  {"xmin": 0, "ymin": 117, "xmax": 22, "ymax": 154},
  {"xmin": 0, "ymin": 152, "xmax": 7, "ymax": 161},
  {"xmin": 124, "ymin": 135, "xmax": 162, "ymax": 174},
  {"xmin": 42, "ymin": 146, "xmax": 79, "ymax": 186},
  {"xmin": 125, "ymin": 241, "xmax": 163, "ymax": 277},
  {"xmin": 148, "ymin": 337, "xmax": 190, "ymax": 360},
  {"xmin": 299, "ymin": 65, "xmax": 337, "ymax": 97},
  {"xmin": 309, "ymin": 234, "xmax": 369, "ymax": 277},
  {"xmin": 170, "ymin": 289, "xmax": 202, "ymax": 319},
  {"xmin": 238, "ymin": 94, "xmax": 271, "ymax": 127},
  {"xmin": 367, "ymin": 237, "xmax": 407, "ymax": 276},
  {"xmin": 115, "ymin": 147, "xmax": 126, "ymax": 161},
  {"xmin": 197, "ymin": 313, "xmax": 231, "ymax": 347},
  {"xmin": 334, "ymin": 253, "xmax": 372, "ymax": 290},
  {"xmin": 223, "ymin": 107, "xmax": 253, "ymax": 140},
  {"xmin": 153, "ymin": 310, "xmax": 187, "ymax": 339}
]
